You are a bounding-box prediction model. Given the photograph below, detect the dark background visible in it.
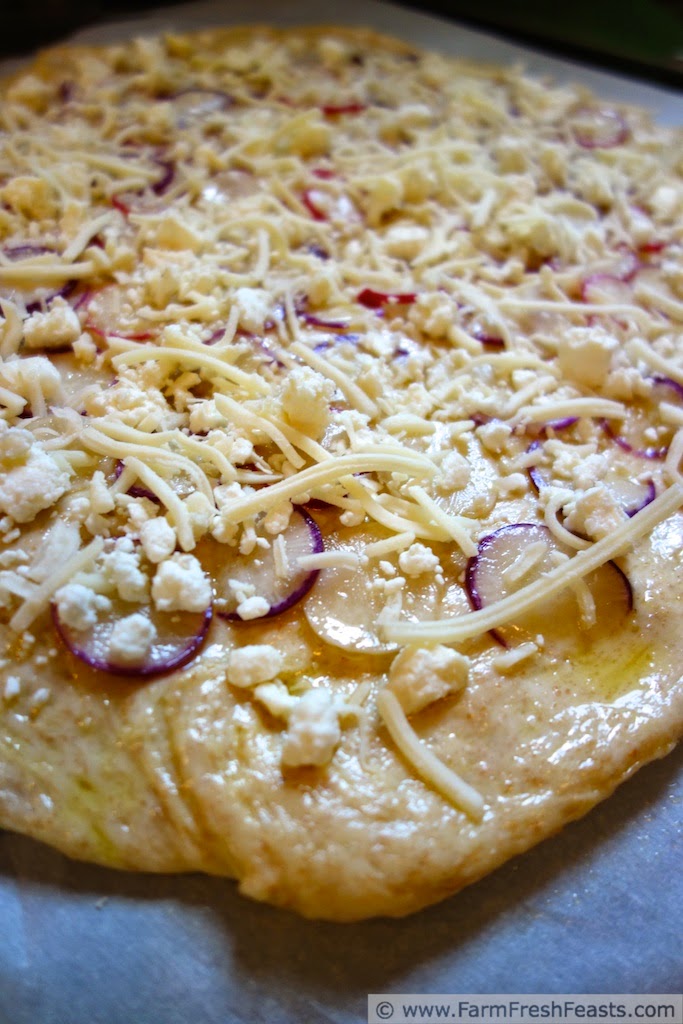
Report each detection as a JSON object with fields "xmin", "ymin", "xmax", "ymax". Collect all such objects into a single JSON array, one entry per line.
[{"xmin": 1, "ymin": 0, "xmax": 682, "ymax": 86}]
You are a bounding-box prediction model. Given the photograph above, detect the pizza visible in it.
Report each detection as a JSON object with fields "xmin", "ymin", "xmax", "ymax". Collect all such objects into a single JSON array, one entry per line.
[{"xmin": 0, "ymin": 24, "xmax": 682, "ymax": 921}]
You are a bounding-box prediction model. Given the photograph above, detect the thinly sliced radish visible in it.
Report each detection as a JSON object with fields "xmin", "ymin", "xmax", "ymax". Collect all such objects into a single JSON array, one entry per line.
[
  {"xmin": 466, "ymin": 523, "xmax": 633, "ymax": 651},
  {"xmin": 167, "ymin": 89, "xmax": 232, "ymax": 128},
  {"xmin": 52, "ymin": 597, "xmax": 212, "ymax": 678},
  {"xmin": 603, "ymin": 376, "xmax": 683, "ymax": 460},
  {"xmin": 580, "ymin": 273, "xmax": 632, "ymax": 305},
  {"xmin": 321, "ymin": 102, "xmax": 367, "ymax": 116},
  {"xmin": 304, "ymin": 542, "xmax": 396, "ymax": 655},
  {"xmin": 304, "ymin": 526, "xmax": 471, "ymax": 655},
  {"xmin": 357, "ymin": 287, "xmax": 417, "ymax": 309},
  {"xmin": 527, "ymin": 440, "xmax": 655, "ymax": 516},
  {"xmin": 213, "ymin": 507, "xmax": 323, "ymax": 620},
  {"xmin": 607, "ymin": 475, "xmax": 656, "ymax": 517},
  {"xmin": 1, "ymin": 244, "xmax": 77, "ymax": 315},
  {"xmin": 113, "ymin": 460, "xmax": 159, "ymax": 503},
  {"xmin": 571, "ymin": 107, "xmax": 629, "ymax": 149},
  {"xmin": 81, "ymin": 285, "xmax": 156, "ymax": 340}
]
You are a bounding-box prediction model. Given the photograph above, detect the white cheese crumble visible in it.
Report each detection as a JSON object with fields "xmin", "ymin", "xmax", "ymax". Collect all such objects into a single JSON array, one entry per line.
[
  {"xmin": 280, "ymin": 365, "xmax": 334, "ymax": 440},
  {"xmin": 151, "ymin": 553, "xmax": 211, "ymax": 612},
  {"xmin": 108, "ymin": 612, "xmax": 157, "ymax": 666},
  {"xmin": 227, "ymin": 643, "xmax": 284, "ymax": 688},
  {"xmin": 236, "ymin": 595, "xmax": 270, "ymax": 620},
  {"xmin": 23, "ymin": 299, "xmax": 82, "ymax": 350},
  {"xmin": 557, "ymin": 326, "xmax": 618, "ymax": 388},
  {"xmin": 398, "ymin": 542, "xmax": 441, "ymax": 577},
  {"xmin": 387, "ymin": 645, "xmax": 469, "ymax": 716},
  {"xmin": 281, "ymin": 687, "xmax": 341, "ymax": 768},
  {"xmin": 233, "ymin": 287, "xmax": 271, "ymax": 333},
  {"xmin": 0, "ymin": 448, "xmax": 71, "ymax": 523},
  {"xmin": 54, "ymin": 582, "xmax": 111, "ymax": 631},
  {"xmin": 102, "ymin": 538, "xmax": 149, "ymax": 603},
  {"xmin": 140, "ymin": 517, "xmax": 177, "ymax": 563}
]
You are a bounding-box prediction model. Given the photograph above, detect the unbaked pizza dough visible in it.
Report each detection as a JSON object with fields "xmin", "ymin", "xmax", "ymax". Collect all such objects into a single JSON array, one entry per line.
[{"xmin": 0, "ymin": 26, "xmax": 681, "ymax": 919}]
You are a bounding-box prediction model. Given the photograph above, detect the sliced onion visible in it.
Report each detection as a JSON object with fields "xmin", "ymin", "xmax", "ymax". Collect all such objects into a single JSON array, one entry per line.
[
  {"xmin": 52, "ymin": 598, "xmax": 212, "ymax": 678},
  {"xmin": 357, "ymin": 287, "xmax": 417, "ymax": 309},
  {"xmin": 212, "ymin": 507, "xmax": 323, "ymax": 620},
  {"xmin": 466, "ymin": 522, "xmax": 633, "ymax": 651},
  {"xmin": 571, "ymin": 107, "xmax": 629, "ymax": 149}
]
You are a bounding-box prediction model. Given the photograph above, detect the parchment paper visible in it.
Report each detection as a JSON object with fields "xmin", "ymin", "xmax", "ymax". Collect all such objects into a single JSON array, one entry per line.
[{"xmin": 0, "ymin": 4, "xmax": 681, "ymax": 1020}]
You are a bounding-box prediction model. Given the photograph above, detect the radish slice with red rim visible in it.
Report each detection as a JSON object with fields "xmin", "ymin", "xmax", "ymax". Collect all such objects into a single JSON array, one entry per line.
[
  {"xmin": 466, "ymin": 523, "xmax": 633, "ymax": 651},
  {"xmin": 212, "ymin": 507, "xmax": 323, "ymax": 620},
  {"xmin": 52, "ymin": 598, "xmax": 212, "ymax": 678},
  {"xmin": 580, "ymin": 273, "xmax": 632, "ymax": 305},
  {"xmin": 601, "ymin": 417, "xmax": 668, "ymax": 460},
  {"xmin": 607, "ymin": 476, "xmax": 656, "ymax": 518},
  {"xmin": 357, "ymin": 287, "xmax": 417, "ymax": 309},
  {"xmin": 113, "ymin": 460, "xmax": 159, "ymax": 503},
  {"xmin": 1, "ymin": 245, "xmax": 77, "ymax": 315},
  {"xmin": 571, "ymin": 107, "xmax": 629, "ymax": 149},
  {"xmin": 167, "ymin": 89, "xmax": 233, "ymax": 128},
  {"xmin": 81, "ymin": 285, "xmax": 156, "ymax": 340}
]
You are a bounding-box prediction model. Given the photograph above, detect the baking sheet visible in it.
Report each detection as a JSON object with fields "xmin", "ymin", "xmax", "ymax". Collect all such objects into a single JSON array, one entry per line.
[{"xmin": 1, "ymin": 2, "xmax": 682, "ymax": 1018}]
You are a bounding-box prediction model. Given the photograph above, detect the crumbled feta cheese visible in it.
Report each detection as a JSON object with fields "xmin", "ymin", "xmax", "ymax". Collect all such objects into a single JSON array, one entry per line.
[
  {"xmin": 23, "ymin": 299, "xmax": 81, "ymax": 350},
  {"xmin": 227, "ymin": 643, "xmax": 284, "ymax": 688},
  {"xmin": 0, "ymin": 448, "xmax": 71, "ymax": 523},
  {"xmin": 649, "ymin": 185, "xmax": 680, "ymax": 222},
  {"xmin": 4, "ymin": 675, "xmax": 21, "ymax": 700},
  {"xmin": 435, "ymin": 450, "xmax": 471, "ymax": 492},
  {"xmin": 557, "ymin": 326, "xmax": 617, "ymax": 388},
  {"xmin": 102, "ymin": 538, "xmax": 149, "ymax": 602},
  {"xmin": 183, "ymin": 491, "xmax": 214, "ymax": 540},
  {"xmin": 151, "ymin": 553, "xmax": 211, "ymax": 612},
  {"xmin": 409, "ymin": 292, "xmax": 459, "ymax": 341},
  {"xmin": 281, "ymin": 687, "xmax": 341, "ymax": 767},
  {"xmin": 280, "ymin": 365, "xmax": 334, "ymax": 440},
  {"xmin": 563, "ymin": 485, "xmax": 627, "ymax": 540},
  {"xmin": 0, "ymin": 423, "xmax": 34, "ymax": 465},
  {"xmin": 360, "ymin": 173, "xmax": 404, "ymax": 226},
  {"xmin": 263, "ymin": 500, "xmax": 293, "ymax": 536},
  {"xmin": 89, "ymin": 470, "xmax": 115, "ymax": 515},
  {"xmin": 54, "ymin": 583, "xmax": 111, "ymax": 632},
  {"xmin": 496, "ymin": 472, "xmax": 527, "ymax": 498},
  {"xmin": 72, "ymin": 332, "xmax": 98, "ymax": 364},
  {"xmin": 478, "ymin": 420, "xmax": 512, "ymax": 454},
  {"xmin": 253, "ymin": 681, "xmax": 298, "ymax": 719},
  {"xmin": 1, "ymin": 175, "xmax": 56, "ymax": 218},
  {"xmin": 188, "ymin": 398, "xmax": 225, "ymax": 433},
  {"xmin": 387, "ymin": 645, "xmax": 469, "ymax": 715},
  {"xmin": 233, "ymin": 287, "xmax": 271, "ymax": 333},
  {"xmin": 108, "ymin": 612, "xmax": 157, "ymax": 666},
  {"xmin": 398, "ymin": 542, "xmax": 440, "ymax": 577},
  {"xmin": 383, "ymin": 223, "xmax": 428, "ymax": 260},
  {"xmin": 236, "ymin": 595, "xmax": 270, "ymax": 620},
  {"xmin": 139, "ymin": 517, "xmax": 176, "ymax": 563}
]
